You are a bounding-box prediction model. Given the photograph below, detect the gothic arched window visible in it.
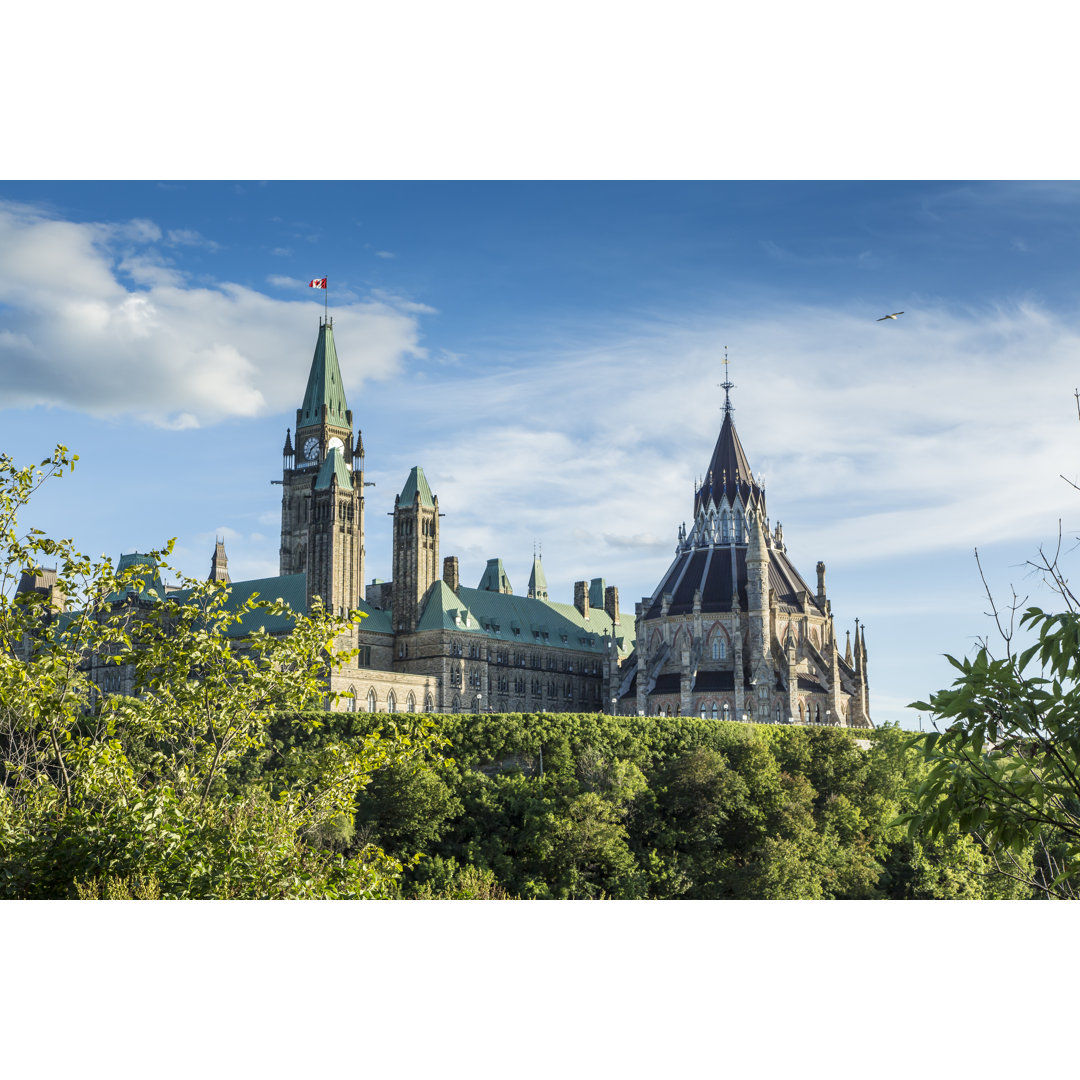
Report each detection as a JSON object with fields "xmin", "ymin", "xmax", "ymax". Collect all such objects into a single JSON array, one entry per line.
[
  {"xmin": 735, "ymin": 510, "xmax": 744, "ymax": 543},
  {"xmin": 407, "ymin": 692, "xmax": 416, "ymax": 714},
  {"xmin": 775, "ymin": 703, "xmax": 782, "ymax": 724},
  {"xmin": 711, "ymin": 701, "xmax": 718, "ymax": 720},
  {"xmin": 721, "ymin": 510, "xmax": 731, "ymax": 542},
  {"xmin": 712, "ymin": 639, "xmax": 720, "ymax": 661},
  {"xmin": 387, "ymin": 690, "xmax": 397, "ymax": 714},
  {"xmin": 366, "ymin": 688, "xmax": 376, "ymax": 713}
]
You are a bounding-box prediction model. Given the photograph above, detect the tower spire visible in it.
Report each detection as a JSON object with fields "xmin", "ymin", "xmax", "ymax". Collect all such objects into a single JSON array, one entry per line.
[{"xmin": 720, "ymin": 345, "xmax": 735, "ymax": 417}]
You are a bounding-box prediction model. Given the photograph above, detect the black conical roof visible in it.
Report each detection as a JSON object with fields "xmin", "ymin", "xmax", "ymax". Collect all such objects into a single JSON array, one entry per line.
[
  {"xmin": 644, "ymin": 542, "xmax": 819, "ymax": 620},
  {"xmin": 695, "ymin": 411, "xmax": 764, "ymax": 516}
]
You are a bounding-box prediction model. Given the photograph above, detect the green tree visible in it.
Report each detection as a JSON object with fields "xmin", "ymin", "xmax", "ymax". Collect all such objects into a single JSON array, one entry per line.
[
  {"xmin": 903, "ymin": 543, "xmax": 1080, "ymax": 899},
  {"xmin": 0, "ymin": 446, "xmax": 426, "ymax": 898}
]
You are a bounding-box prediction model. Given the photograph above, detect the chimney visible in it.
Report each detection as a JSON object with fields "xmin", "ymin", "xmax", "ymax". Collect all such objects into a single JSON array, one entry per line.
[
  {"xmin": 443, "ymin": 555, "xmax": 460, "ymax": 594},
  {"xmin": 816, "ymin": 560, "xmax": 826, "ymax": 602},
  {"xmin": 574, "ymin": 580, "xmax": 589, "ymax": 618},
  {"xmin": 604, "ymin": 585, "xmax": 620, "ymax": 626}
]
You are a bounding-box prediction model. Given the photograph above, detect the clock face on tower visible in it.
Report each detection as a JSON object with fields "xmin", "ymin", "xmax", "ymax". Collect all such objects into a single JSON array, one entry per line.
[
  {"xmin": 327, "ymin": 436, "xmax": 345, "ymax": 456},
  {"xmin": 303, "ymin": 436, "xmax": 319, "ymax": 462}
]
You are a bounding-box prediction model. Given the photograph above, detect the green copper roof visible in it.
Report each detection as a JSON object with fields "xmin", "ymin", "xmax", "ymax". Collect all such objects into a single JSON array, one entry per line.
[
  {"xmin": 589, "ymin": 577, "xmax": 605, "ymax": 609},
  {"xmin": 299, "ymin": 321, "xmax": 349, "ymax": 430},
  {"xmin": 527, "ymin": 555, "xmax": 548, "ymax": 600},
  {"xmin": 415, "ymin": 580, "xmax": 635, "ymax": 657},
  {"xmin": 165, "ymin": 573, "xmax": 307, "ymax": 637},
  {"xmin": 398, "ymin": 465, "xmax": 434, "ymax": 508},
  {"xmin": 107, "ymin": 553, "xmax": 168, "ymax": 603},
  {"xmin": 478, "ymin": 558, "xmax": 513, "ymax": 594},
  {"xmin": 353, "ymin": 597, "xmax": 393, "ymax": 636},
  {"xmin": 416, "ymin": 579, "xmax": 484, "ymax": 633},
  {"xmin": 315, "ymin": 447, "xmax": 352, "ymax": 490}
]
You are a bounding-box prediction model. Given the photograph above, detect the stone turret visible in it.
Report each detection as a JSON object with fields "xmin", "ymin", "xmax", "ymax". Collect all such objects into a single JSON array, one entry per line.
[
  {"xmin": 209, "ymin": 538, "xmax": 230, "ymax": 583},
  {"xmin": 786, "ymin": 625, "xmax": 799, "ymax": 723},
  {"xmin": 391, "ymin": 466, "xmax": 439, "ymax": 634},
  {"xmin": 745, "ymin": 510, "xmax": 773, "ymax": 721}
]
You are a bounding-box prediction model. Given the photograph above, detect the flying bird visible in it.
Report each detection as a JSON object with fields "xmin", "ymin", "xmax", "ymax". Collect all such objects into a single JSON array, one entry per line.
[{"xmin": 877, "ymin": 311, "xmax": 904, "ymax": 321}]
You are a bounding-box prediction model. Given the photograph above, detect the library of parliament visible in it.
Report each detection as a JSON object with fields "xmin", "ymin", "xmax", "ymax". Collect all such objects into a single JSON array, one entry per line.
[{"xmin": 26, "ymin": 318, "xmax": 872, "ymax": 727}]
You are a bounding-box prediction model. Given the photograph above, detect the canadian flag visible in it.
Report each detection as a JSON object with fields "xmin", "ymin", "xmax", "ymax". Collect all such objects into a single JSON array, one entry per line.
[{"xmin": 308, "ymin": 278, "xmax": 327, "ymax": 289}]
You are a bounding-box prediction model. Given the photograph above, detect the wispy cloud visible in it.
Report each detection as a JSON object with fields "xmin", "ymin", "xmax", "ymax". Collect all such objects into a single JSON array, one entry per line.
[
  {"xmin": 760, "ymin": 239, "xmax": 881, "ymax": 268},
  {"xmin": 358, "ymin": 299, "xmax": 1080, "ymax": 603},
  {"xmin": 167, "ymin": 228, "xmax": 220, "ymax": 251}
]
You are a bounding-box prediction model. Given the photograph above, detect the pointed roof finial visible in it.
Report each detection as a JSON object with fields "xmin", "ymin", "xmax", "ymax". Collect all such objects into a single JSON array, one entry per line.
[{"xmin": 721, "ymin": 345, "xmax": 734, "ymax": 417}]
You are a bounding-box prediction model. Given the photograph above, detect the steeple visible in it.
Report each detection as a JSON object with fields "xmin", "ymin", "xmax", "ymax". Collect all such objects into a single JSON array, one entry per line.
[
  {"xmin": 695, "ymin": 410, "xmax": 764, "ymax": 518},
  {"xmin": 209, "ymin": 538, "xmax": 230, "ymax": 583},
  {"xmin": 299, "ymin": 318, "xmax": 350, "ymax": 430},
  {"xmin": 527, "ymin": 550, "xmax": 549, "ymax": 600}
]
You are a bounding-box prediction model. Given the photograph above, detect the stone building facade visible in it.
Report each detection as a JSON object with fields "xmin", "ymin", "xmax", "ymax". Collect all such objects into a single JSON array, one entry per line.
[
  {"xmin": 272, "ymin": 319, "xmax": 632, "ymax": 714},
  {"xmin": 615, "ymin": 390, "xmax": 871, "ymax": 728},
  {"xmin": 19, "ymin": 318, "xmax": 869, "ymax": 728}
]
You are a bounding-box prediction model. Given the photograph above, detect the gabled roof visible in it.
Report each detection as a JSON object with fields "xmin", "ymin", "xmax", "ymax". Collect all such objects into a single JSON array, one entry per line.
[
  {"xmin": 299, "ymin": 321, "xmax": 349, "ymax": 430},
  {"xmin": 695, "ymin": 412, "xmax": 764, "ymax": 515},
  {"xmin": 315, "ymin": 447, "xmax": 351, "ymax": 490},
  {"xmin": 398, "ymin": 465, "xmax": 435, "ymax": 508}
]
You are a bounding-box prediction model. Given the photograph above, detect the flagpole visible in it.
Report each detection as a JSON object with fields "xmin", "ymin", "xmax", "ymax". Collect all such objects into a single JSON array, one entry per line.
[{"xmin": 325, "ymin": 277, "xmax": 328, "ymax": 323}]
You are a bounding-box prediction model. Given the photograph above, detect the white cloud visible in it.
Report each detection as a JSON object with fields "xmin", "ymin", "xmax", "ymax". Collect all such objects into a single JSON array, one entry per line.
[
  {"xmin": 0, "ymin": 200, "xmax": 429, "ymax": 428},
  {"xmin": 167, "ymin": 228, "xmax": 220, "ymax": 251},
  {"xmin": 363, "ymin": 299, "xmax": 1080, "ymax": 603}
]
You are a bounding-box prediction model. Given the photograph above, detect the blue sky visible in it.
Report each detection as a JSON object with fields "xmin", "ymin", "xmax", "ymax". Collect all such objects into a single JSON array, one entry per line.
[{"xmin": 4, "ymin": 180, "xmax": 1080, "ymax": 729}]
